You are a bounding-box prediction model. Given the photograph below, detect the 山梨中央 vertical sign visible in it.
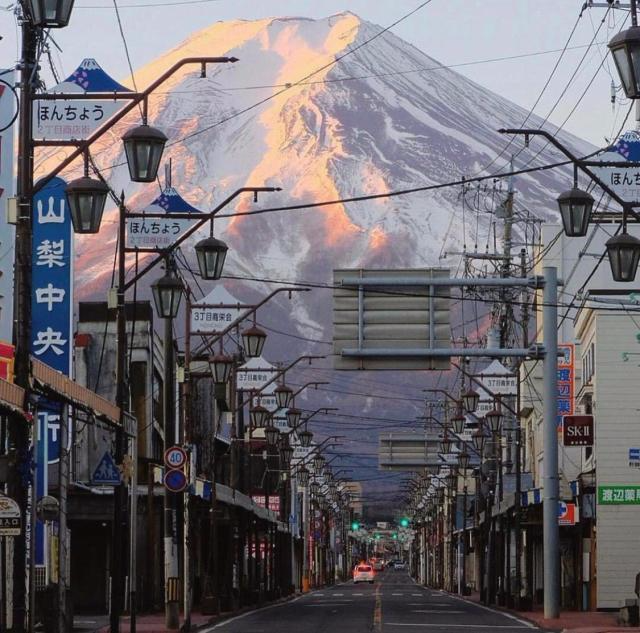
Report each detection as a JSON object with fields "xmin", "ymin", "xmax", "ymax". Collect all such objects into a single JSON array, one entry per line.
[{"xmin": 31, "ymin": 176, "xmax": 73, "ymax": 566}]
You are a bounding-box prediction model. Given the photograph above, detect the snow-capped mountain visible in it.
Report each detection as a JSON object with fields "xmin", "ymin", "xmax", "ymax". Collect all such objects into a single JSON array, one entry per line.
[{"xmin": 64, "ymin": 12, "xmax": 593, "ymax": 342}]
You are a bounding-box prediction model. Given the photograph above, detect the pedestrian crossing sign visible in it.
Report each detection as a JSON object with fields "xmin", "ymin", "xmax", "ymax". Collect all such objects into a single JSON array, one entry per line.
[{"xmin": 92, "ymin": 452, "xmax": 121, "ymax": 485}]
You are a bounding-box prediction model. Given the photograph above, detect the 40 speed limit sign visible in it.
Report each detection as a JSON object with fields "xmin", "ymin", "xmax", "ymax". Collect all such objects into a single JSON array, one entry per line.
[{"xmin": 164, "ymin": 446, "xmax": 187, "ymax": 470}]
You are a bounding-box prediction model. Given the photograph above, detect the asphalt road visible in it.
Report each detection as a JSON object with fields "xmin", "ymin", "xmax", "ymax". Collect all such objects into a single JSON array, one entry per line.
[{"xmin": 202, "ymin": 568, "xmax": 540, "ymax": 633}]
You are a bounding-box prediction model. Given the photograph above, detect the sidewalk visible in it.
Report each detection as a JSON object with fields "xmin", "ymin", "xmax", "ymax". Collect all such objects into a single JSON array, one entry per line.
[
  {"xmin": 96, "ymin": 612, "xmax": 214, "ymax": 633},
  {"xmin": 458, "ymin": 591, "xmax": 640, "ymax": 633}
]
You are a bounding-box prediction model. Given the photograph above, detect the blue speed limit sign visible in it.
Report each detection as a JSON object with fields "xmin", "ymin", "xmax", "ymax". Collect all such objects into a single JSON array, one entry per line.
[{"xmin": 164, "ymin": 446, "xmax": 187, "ymax": 469}]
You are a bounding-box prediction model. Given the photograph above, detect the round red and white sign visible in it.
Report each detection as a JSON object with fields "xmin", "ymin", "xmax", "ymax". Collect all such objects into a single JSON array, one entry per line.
[{"xmin": 164, "ymin": 445, "xmax": 187, "ymax": 470}]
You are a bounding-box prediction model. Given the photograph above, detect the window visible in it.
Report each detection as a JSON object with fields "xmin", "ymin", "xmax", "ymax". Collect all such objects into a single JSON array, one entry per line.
[{"xmin": 582, "ymin": 342, "xmax": 595, "ymax": 386}]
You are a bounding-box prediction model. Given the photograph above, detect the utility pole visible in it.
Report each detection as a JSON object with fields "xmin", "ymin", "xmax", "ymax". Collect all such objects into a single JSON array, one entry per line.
[{"xmin": 58, "ymin": 406, "xmax": 69, "ymax": 633}]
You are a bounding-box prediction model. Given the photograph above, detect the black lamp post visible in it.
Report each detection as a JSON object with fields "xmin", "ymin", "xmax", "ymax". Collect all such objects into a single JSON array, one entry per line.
[
  {"xmin": 485, "ymin": 408, "xmax": 503, "ymax": 434},
  {"xmin": 275, "ymin": 384, "xmax": 294, "ymax": 409},
  {"xmin": 451, "ymin": 414, "xmax": 466, "ymax": 435},
  {"xmin": 472, "ymin": 428, "xmax": 486, "ymax": 453},
  {"xmin": 310, "ymin": 480, "xmax": 320, "ymax": 497},
  {"xmin": 440, "ymin": 435, "xmax": 452, "ymax": 455},
  {"xmin": 209, "ymin": 353, "xmax": 233, "ymax": 383},
  {"xmin": 313, "ymin": 453, "xmax": 325, "ymax": 475},
  {"xmin": 241, "ymin": 324, "xmax": 267, "ymax": 358},
  {"xmin": 66, "ymin": 175, "xmax": 109, "ymax": 234},
  {"xmin": 298, "ymin": 429, "xmax": 313, "ymax": 448},
  {"xmin": 122, "ymin": 124, "xmax": 168, "ymax": 183},
  {"xmin": 286, "ymin": 407, "xmax": 302, "ymax": 428},
  {"xmin": 265, "ymin": 425, "xmax": 279, "ymax": 446},
  {"xmin": 250, "ymin": 404, "xmax": 270, "ymax": 428},
  {"xmin": 151, "ymin": 269, "xmax": 183, "ymax": 319},
  {"xmin": 297, "ymin": 466, "xmax": 310, "ymax": 487},
  {"xmin": 26, "ymin": 0, "xmax": 74, "ymax": 27},
  {"xmin": 458, "ymin": 451, "xmax": 470, "ymax": 472},
  {"xmin": 461, "ymin": 389, "xmax": 480, "ymax": 413},
  {"xmin": 557, "ymin": 187, "xmax": 594, "ymax": 237},
  {"xmin": 606, "ymin": 229, "xmax": 640, "ymax": 282},
  {"xmin": 280, "ymin": 443, "xmax": 293, "ymax": 464},
  {"xmin": 608, "ymin": 1, "xmax": 640, "ymax": 99},
  {"xmin": 195, "ymin": 234, "xmax": 228, "ymax": 280}
]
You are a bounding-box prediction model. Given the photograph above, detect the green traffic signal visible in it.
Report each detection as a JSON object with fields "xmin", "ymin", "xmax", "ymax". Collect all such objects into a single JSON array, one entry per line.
[
  {"xmin": 351, "ymin": 521, "xmax": 360, "ymax": 531},
  {"xmin": 375, "ymin": 533, "xmax": 380, "ymax": 540},
  {"xmin": 392, "ymin": 532, "xmax": 398, "ymax": 539},
  {"xmin": 400, "ymin": 517, "xmax": 409, "ymax": 528}
]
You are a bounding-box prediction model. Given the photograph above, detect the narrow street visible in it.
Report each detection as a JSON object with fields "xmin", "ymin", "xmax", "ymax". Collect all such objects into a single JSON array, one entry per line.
[{"xmin": 204, "ymin": 569, "xmax": 538, "ymax": 633}]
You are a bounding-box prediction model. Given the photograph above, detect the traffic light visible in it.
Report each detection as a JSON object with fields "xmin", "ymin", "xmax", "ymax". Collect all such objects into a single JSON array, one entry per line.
[
  {"xmin": 351, "ymin": 521, "xmax": 360, "ymax": 531},
  {"xmin": 400, "ymin": 517, "xmax": 409, "ymax": 528},
  {"xmin": 375, "ymin": 533, "xmax": 381, "ymax": 540},
  {"xmin": 392, "ymin": 532, "xmax": 398, "ymax": 539}
]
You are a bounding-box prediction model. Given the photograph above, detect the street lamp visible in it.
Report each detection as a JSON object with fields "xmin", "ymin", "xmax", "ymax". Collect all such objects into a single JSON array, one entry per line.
[
  {"xmin": 606, "ymin": 230, "xmax": 640, "ymax": 282},
  {"xmin": 208, "ymin": 353, "xmax": 234, "ymax": 384},
  {"xmin": 297, "ymin": 466, "xmax": 310, "ymax": 487},
  {"xmin": 151, "ymin": 269, "xmax": 183, "ymax": 319},
  {"xmin": 313, "ymin": 453, "xmax": 325, "ymax": 475},
  {"xmin": 458, "ymin": 451, "xmax": 470, "ymax": 472},
  {"xmin": 274, "ymin": 384, "xmax": 294, "ymax": 409},
  {"xmin": 557, "ymin": 187, "xmax": 594, "ymax": 237},
  {"xmin": 310, "ymin": 480, "xmax": 320, "ymax": 497},
  {"xmin": 286, "ymin": 407, "xmax": 302, "ymax": 428},
  {"xmin": 461, "ymin": 388, "xmax": 480, "ymax": 413},
  {"xmin": 264, "ymin": 425, "xmax": 279, "ymax": 446},
  {"xmin": 122, "ymin": 124, "xmax": 168, "ymax": 183},
  {"xmin": 485, "ymin": 408, "xmax": 503, "ymax": 434},
  {"xmin": 608, "ymin": 13, "xmax": 640, "ymax": 99},
  {"xmin": 250, "ymin": 403, "xmax": 270, "ymax": 428},
  {"xmin": 439, "ymin": 434, "xmax": 452, "ymax": 455},
  {"xmin": 472, "ymin": 427, "xmax": 486, "ymax": 453},
  {"xmin": 26, "ymin": 0, "xmax": 74, "ymax": 27},
  {"xmin": 280, "ymin": 443, "xmax": 293, "ymax": 464},
  {"xmin": 298, "ymin": 429, "xmax": 313, "ymax": 448},
  {"xmin": 241, "ymin": 324, "xmax": 267, "ymax": 358},
  {"xmin": 195, "ymin": 235, "xmax": 228, "ymax": 280},
  {"xmin": 66, "ymin": 175, "xmax": 109, "ymax": 234},
  {"xmin": 451, "ymin": 414, "xmax": 466, "ymax": 435}
]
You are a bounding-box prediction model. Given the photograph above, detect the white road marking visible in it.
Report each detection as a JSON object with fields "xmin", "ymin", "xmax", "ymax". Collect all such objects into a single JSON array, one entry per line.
[
  {"xmin": 392, "ymin": 592, "xmax": 404, "ymax": 596},
  {"xmin": 203, "ymin": 594, "xmax": 306, "ymax": 630},
  {"xmin": 444, "ymin": 593, "xmax": 536, "ymax": 629},
  {"xmin": 385, "ymin": 624, "xmax": 532, "ymax": 629},
  {"xmin": 410, "ymin": 609, "xmax": 464, "ymax": 614},
  {"xmin": 354, "ymin": 592, "xmax": 364, "ymax": 596},
  {"xmin": 333, "ymin": 592, "xmax": 344, "ymax": 596},
  {"xmin": 411, "ymin": 593, "xmax": 422, "ymax": 596}
]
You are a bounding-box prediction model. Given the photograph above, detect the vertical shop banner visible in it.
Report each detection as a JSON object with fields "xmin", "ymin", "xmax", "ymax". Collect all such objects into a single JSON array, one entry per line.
[
  {"xmin": 0, "ymin": 70, "xmax": 16, "ymax": 343},
  {"xmin": 557, "ymin": 343, "xmax": 575, "ymax": 433},
  {"xmin": 31, "ymin": 176, "xmax": 73, "ymax": 566}
]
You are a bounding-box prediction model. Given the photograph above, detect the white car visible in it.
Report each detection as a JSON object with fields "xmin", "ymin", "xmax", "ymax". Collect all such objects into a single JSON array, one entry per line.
[
  {"xmin": 353, "ymin": 564, "xmax": 375, "ymax": 584},
  {"xmin": 393, "ymin": 560, "xmax": 406, "ymax": 570}
]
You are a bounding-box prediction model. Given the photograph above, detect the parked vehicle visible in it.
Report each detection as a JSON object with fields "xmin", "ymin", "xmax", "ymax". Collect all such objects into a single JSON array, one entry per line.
[
  {"xmin": 371, "ymin": 558, "xmax": 384, "ymax": 572},
  {"xmin": 393, "ymin": 560, "xmax": 406, "ymax": 570},
  {"xmin": 353, "ymin": 563, "xmax": 375, "ymax": 583}
]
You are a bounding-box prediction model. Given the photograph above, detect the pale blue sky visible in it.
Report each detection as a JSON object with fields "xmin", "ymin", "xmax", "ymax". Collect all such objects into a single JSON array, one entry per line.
[{"xmin": 1, "ymin": 0, "xmax": 633, "ymax": 145}]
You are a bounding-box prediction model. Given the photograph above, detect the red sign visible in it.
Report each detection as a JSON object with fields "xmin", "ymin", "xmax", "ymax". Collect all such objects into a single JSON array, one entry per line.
[
  {"xmin": 251, "ymin": 493, "xmax": 280, "ymax": 513},
  {"xmin": 557, "ymin": 344, "xmax": 575, "ymax": 434},
  {"xmin": 562, "ymin": 415, "xmax": 594, "ymax": 447},
  {"xmin": 558, "ymin": 501, "xmax": 578, "ymax": 526},
  {"xmin": 0, "ymin": 341, "xmax": 14, "ymax": 382}
]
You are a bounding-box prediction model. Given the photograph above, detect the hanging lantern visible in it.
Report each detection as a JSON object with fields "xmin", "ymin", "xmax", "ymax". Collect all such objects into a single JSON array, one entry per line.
[
  {"xmin": 557, "ymin": 188, "xmax": 594, "ymax": 237},
  {"xmin": 298, "ymin": 429, "xmax": 313, "ymax": 448},
  {"xmin": 208, "ymin": 353, "xmax": 234, "ymax": 384},
  {"xmin": 264, "ymin": 425, "xmax": 279, "ymax": 446},
  {"xmin": 250, "ymin": 404, "xmax": 270, "ymax": 428},
  {"xmin": 439, "ymin": 435, "xmax": 452, "ymax": 454},
  {"xmin": 461, "ymin": 389, "xmax": 480, "ymax": 413},
  {"xmin": 296, "ymin": 466, "xmax": 310, "ymax": 487},
  {"xmin": 451, "ymin": 414, "xmax": 466, "ymax": 435},
  {"xmin": 280, "ymin": 444, "xmax": 293, "ymax": 464},
  {"xmin": 313, "ymin": 453, "xmax": 325, "ymax": 475},
  {"xmin": 447, "ymin": 472, "xmax": 457, "ymax": 488},
  {"xmin": 26, "ymin": 0, "xmax": 74, "ymax": 27},
  {"xmin": 195, "ymin": 235, "xmax": 228, "ymax": 280},
  {"xmin": 458, "ymin": 451, "xmax": 470, "ymax": 472},
  {"xmin": 151, "ymin": 270, "xmax": 183, "ymax": 319},
  {"xmin": 65, "ymin": 176, "xmax": 109, "ymax": 234},
  {"xmin": 606, "ymin": 231, "xmax": 640, "ymax": 282},
  {"xmin": 286, "ymin": 407, "xmax": 302, "ymax": 428},
  {"xmin": 485, "ymin": 408, "xmax": 503, "ymax": 434},
  {"xmin": 608, "ymin": 25, "xmax": 640, "ymax": 99},
  {"xmin": 122, "ymin": 124, "xmax": 167, "ymax": 183},
  {"xmin": 274, "ymin": 384, "xmax": 294, "ymax": 409},
  {"xmin": 241, "ymin": 325, "xmax": 267, "ymax": 358},
  {"xmin": 472, "ymin": 428, "xmax": 486, "ymax": 453},
  {"xmin": 310, "ymin": 480, "xmax": 320, "ymax": 497}
]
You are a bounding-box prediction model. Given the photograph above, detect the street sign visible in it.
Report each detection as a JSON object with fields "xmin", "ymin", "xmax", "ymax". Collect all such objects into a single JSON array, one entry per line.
[
  {"xmin": 590, "ymin": 130, "xmax": 640, "ymax": 204},
  {"xmin": 629, "ymin": 447, "xmax": 640, "ymax": 468},
  {"xmin": 164, "ymin": 445, "xmax": 187, "ymax": 470},
  {"xmin": 32, "ymin": 59, "xmax": 131, "ymax": 141},
  {"xmin": 0, "ymin": 495, "xmax": 21, "ymax": 536},
  {"xmin": 236, "ymin": 356, "xmax": 279, "ymax": 391},
  {"xmin": 558, "ymin": 501, "xmax": 578, "ymax": 526},
  {"xmin": 164, "ymin": 469, "xmax": 187, "ymax": 493},
  {"xmin": 562, "ymin": 415, "xmax": 593, "ymax": 447},
  {"xmin": 91, "ymin": 452, "xmax": 121, "ymax": 486},
  {"xmin": 190, "ymin": 286, "xmax": 244, "ymax": 334}
]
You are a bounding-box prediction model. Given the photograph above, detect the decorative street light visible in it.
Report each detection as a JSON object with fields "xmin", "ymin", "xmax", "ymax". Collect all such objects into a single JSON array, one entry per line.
[
  {"xmin": 26, "ymin": 0, "xmax": 75, "ymax": 27},
  {"xmin": 472, "ymin": 427, "xmax": 486, "ymax": 453},
  {"xmin": 241, "ymin": 324, "xmax": 267, "ymax": 358},
  {"xmin": 280, "ymin": 443, "xmax": 293, "ymax": 464},
  {"xmin": 208, "ymin": 353, "xmax": 234, "ymax": 384},
  {"xmin": 65, "ymin": 176, "xmax": 109, "ymax": 234},
  {"xmin": 461, "ymin": 389, "xmax": 480, "ymax": 413},
  {"xmin": 122, "ymin": 124, "xmax": 168, "ymax": 183},
  {"xmin": 250, "ymin": 403, "xmax": 270, "ymax": 428},
  {"xmin": 606, "ymin": 230, "xmax": 640, "ymax": 282},
  {"xmin": 313, "ymin": 453, "xmax": 325, "ymax": 475},
  {"xmin": 297, "ymin": 466, "xmax": 310, "ymax": 487},
  {"xmin": 264, "ymin": 425, "xmax": 279, "ymax": 446},
  {"xmin": 310, "ymin": 480, "xmax": 320, "ymax": 497},
  {"xmin": 151, "ymin": 269, "xmax": 183, "ymax": 319},
  {"xmin": 439, "ymin": 434, "xmax": 452, "ymax": 455},
  {"xmin": 274, "ymin": 384, "xmax": 294, "ymax": 409},
  {"xmin": 557, "ymin": 187, "xmax": 594, "ymax": 237},
  {"xmin": 298, "ymin": 429, "xmax": 313, "ymax": 448},
  {"xmin": 485, "ymin": 408, "xmax": 503, "ymax": 434},
  {"xmin": 458, "ymin": 451, "xmax": 470, "ymax": 472},
  {"xmin": 451, "ymin": 414, "xmax": 466, "ymax": 435},
  {"xmin": 608, "ymin": 4, "xmax": 640, "ymax": 100},
  {"xmin": 195, "ymin": 235, "xmax": 228, "ymax": 280},
  {"xmin": 286, "ymin": 407, "xmax": 302, "ymax": 428}
]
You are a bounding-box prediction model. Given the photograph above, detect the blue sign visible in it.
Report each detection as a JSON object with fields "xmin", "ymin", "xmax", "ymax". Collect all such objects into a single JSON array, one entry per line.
[
  {"xmin": 164, "ymin": 469, "xmax": 187, "ymax": 493},
  {"xmin": 92, "ymin": 452, "xmax": 121, "ymax": 485},
  {"xmin": 31, "ymin": 176, "xmax": 73, "ymax": 566}
]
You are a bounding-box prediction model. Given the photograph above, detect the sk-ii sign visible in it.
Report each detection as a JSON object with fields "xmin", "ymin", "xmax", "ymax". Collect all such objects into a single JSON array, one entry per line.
[{"xmin": 31, "ymin": 177, "xmax": 73, "ymax": 566}]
